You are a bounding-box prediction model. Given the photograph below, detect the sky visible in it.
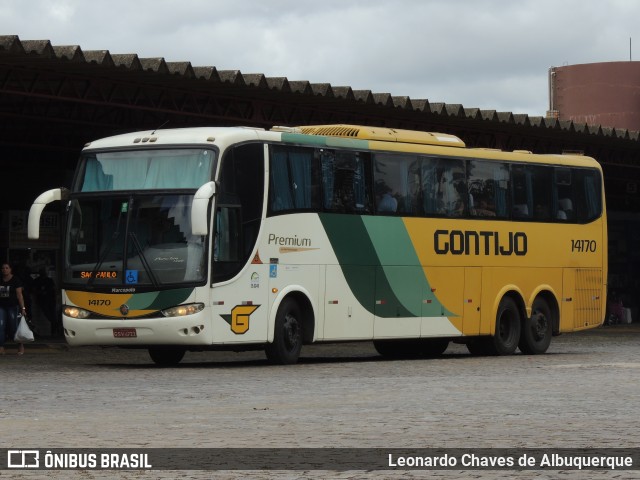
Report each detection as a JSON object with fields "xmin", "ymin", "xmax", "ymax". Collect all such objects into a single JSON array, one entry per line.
[{"xmin": 1, "ymin": 0, "xmax": 639, "ymax": 117}]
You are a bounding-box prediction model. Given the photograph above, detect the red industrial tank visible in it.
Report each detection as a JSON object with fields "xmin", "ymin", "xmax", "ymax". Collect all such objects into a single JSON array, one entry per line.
[{"xmin": 548, "ymin": 61, "xmax": 640, "ymax": 131}]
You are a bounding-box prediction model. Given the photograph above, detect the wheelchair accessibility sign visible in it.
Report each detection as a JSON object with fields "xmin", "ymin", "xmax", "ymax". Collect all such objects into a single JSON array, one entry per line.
[{"xmin": 125, "ymin": 270, "xmax": 138, "ymax": 284}]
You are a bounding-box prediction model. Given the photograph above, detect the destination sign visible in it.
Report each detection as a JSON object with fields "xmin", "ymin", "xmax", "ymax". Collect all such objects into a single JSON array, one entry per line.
[{"xmin": 73, "ymin": 271, "xmax": 119, "ymax": 279}]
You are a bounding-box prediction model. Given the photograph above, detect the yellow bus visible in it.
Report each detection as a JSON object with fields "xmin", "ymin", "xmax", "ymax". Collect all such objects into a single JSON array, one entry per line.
[{"xmin": 28, "ymin": 124, "xmax": 607, "ymax": 365}]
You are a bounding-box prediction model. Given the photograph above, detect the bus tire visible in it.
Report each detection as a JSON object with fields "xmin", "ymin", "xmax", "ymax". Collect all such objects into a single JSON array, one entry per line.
[
  {"xmin": 469, "ymin": 297, "xmax": 521, "ymax": 356},
  {"xmin": 492, "ymin": 296, "xmax": 521, "ymax": 355},
  {"xmin": 265, "ymin": 297, "xmax": 303, "ymax": 365},
  {"xmin": 519, "ymin": 297, "xmax": 552, "ymax": 354},
  {"xmin": 148, "ymin": 347, "xmax": 185, "ymax": 366}
]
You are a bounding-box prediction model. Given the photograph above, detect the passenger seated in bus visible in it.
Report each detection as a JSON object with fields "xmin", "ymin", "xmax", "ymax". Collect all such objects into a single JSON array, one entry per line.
[
  {"xmin": 377, "ymin": 193, "xmax": 398, "ymax": 213},
  {"xmin": 512, "ymin": 204, "xmax": 529, "ymax": 218},
  {"xmin": 557, "ymin": 198, "xmax": 573, "ymax": 220},
  {"xmin": 474, "ymin": 199, "xmax": 496, "ymax": 217}
]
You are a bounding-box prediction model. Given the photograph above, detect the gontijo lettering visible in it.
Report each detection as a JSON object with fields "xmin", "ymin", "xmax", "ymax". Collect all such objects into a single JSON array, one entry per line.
[{"xmin": 434, "ymin": 229, "xmax": 527, "ymax": 256}]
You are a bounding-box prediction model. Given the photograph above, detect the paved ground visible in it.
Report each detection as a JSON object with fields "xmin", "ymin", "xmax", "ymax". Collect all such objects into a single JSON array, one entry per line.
[{"xmin": 0, "ymin": 324, "xmax": 639, "ymax": 479}]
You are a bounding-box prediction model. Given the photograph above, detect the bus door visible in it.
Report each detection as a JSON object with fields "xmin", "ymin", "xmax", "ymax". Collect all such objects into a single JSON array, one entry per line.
[
  {"xmin": 211, "ymin": 264, "xmax": 270, "ymax": 343},
  {"xmin": 210, "ymin": 205, "xmax": 270, "ymax": 344}
]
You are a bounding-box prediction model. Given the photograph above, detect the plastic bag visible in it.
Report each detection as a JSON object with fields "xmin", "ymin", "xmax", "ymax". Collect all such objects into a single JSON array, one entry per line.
[{"xmin": 14, "ymin": 315, "xmax": 35, "ymax": 343}]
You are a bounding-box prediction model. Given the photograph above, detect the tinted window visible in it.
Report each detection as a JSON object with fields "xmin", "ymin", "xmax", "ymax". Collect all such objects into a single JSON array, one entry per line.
[
  {"xmin": 373, "ymin": 153, "xmax": 420, "ymax": 214},
  {"xmin": 422, "ymin": 156, "xmax": 467, "ymax": 217},
  {"xmin": 321, "ymin": 150, "xmax": 371, "ymax": 213},
  {"xmin": 468, "ymin": 159, "xmax": 510, "ymax": 218},
  {"xmin": 268, "ymin": 146, "xmax": 319, "ymax": 213},
  {"xmin": 213, "ymin": 143, "xmax": 264, "ymax": 283},
  {"xmin": 511, "ymin": 165, "xmax": 553, "ymax": 221}
]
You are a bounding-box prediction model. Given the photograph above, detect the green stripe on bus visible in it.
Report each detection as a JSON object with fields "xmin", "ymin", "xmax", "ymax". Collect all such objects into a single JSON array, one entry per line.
[
  {"xmin": 361, "ymin": 217, "xmax": 422, "ymax": 316},
  {"xmin": 362, "ymin": 216, "xmax": 450, "ymax": 317},
  {"xmin": 281, "ymin": 132, "xmax": 328, "ymax": 146},
  {"xmin": 361, "ymin": 216, "xmax": 418, "ymax": 265},
  {"xmin": 319, "ymin": 214, "xmax": 454, "ymax": 318},
  {"xmin": 325, "ymin": 137, "xmax": 369, "ymax": 149},
  {"xmin": 319, "ymin": 214, "xmax": 415, "ymax": 318},
  {"xmin": 281, "ymin": 132, "xmax": 369, "ymax": 150}
]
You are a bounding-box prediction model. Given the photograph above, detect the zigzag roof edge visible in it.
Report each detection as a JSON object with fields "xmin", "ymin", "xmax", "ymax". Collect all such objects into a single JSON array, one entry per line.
[{"xmin": 0, "ymin": 34, "xmax": 638, "ymax": 141}]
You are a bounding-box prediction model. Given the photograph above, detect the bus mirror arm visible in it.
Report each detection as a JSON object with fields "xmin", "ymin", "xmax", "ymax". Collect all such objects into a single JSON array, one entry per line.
[
  {"xmin": 191, "ymin": 181, "xmax": 217, "ymax": 236},
  {"xmin": 28, "ymin": 188, "xmax": 69, "ymax": 240}
]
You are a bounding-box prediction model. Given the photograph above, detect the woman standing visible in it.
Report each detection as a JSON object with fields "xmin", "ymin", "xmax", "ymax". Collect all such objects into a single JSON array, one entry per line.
[{"xmin": 0, "ymin": 262, "xmax": 27, "ymax": 355}]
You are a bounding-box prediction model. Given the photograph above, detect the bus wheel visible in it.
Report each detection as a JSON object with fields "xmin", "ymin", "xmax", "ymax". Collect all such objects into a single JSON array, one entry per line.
[
  {"xmin": 265, "ymin": 298, "xmax": 303, "ymax": 365},
  {"xmin": 519, "ymin": 297, "xmax": 552, "ymax": 354},
  {"xmin": 492, "ymin": 296, "xmax": 521, "ymax": 355},
  {"xmin": 148, "ymin": 347, "xmax": 186, "ymax": 366},
  {"xmin": 469, "ymin": 297, "xmax": 521, "ymax": 356}
]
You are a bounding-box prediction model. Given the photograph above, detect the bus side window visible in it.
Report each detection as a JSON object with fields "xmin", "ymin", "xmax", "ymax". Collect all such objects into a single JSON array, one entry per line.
[
  {"xmin": 511, "ymin": 167, "xmax": 531, "ymax": 219},
  {"xmin": 373, "ymin": 153, "xmax": 420, "ymax": 215},
  {"xmin": 436, "ymin": 158, "xmax": 466, "ymax": 217},
  {"xmin": 321, "ymin": 150, "xmax": 371, "ymax": 213},
  {"xmin": 268, "ymin": 145, "xmax": 319, "ymax": 213},
  {"xmin": 576, "ymin": 169, "xmax": 602, "ymax": 222},
  {"xmin": 467, "ymin": 159, "xmax": 509, "ymax": 218},
  {"xmin": 511, "ymin": 164, "xmax": 552, "ymax": 221},
  {"xmin": 554, "ymin": 167, "xmax": 573, "ymax": 221},
  {"xmin": 558, "ymin": 168, "xmax": 602, "ymax": 223}
]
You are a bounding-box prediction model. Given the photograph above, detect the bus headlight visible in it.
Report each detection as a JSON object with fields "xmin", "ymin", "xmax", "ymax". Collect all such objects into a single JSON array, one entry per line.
[
  {"xmin": 161, "ymin": 303, "xmax": 205, "ymax": 317},
  {"xmin": 64, "ymin": 306, "xmax": 91, "ymax": 319}
]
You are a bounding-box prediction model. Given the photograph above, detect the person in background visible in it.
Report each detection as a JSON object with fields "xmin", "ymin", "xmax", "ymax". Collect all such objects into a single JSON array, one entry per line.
[
  {"xmin": 0, "ymin": 261, "xmax": 27, "ymax": 355},
  {"xmin": 607, "ymin": 290, "xmax": 624, "ymax": 325}
]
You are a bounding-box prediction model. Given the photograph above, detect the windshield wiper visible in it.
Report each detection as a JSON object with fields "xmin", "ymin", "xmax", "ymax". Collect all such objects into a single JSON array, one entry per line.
[
  {"xmin": 128, "ymin": 232, "xmax": 159, "ymax": 287},
  {"xmin": 88, "ymin": 209, "xmax": 124, "ymax": 287}
]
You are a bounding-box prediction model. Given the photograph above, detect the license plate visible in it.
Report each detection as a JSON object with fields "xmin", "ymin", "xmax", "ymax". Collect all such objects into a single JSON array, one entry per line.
[{"xmin": 113, "ymin": 328, "xmax": 137, "ymax": 338}]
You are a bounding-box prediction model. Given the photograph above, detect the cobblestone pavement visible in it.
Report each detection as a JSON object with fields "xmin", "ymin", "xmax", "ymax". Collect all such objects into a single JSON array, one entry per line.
[{"xmin": 1, "ymin": 324, "xmax": 639, "ymax": 480}]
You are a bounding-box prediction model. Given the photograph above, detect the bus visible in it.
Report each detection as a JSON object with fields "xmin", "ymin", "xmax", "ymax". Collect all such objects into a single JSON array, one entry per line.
[{"xmin": 28, "ymin": 124, "xmax": 607, "ymax": 365}]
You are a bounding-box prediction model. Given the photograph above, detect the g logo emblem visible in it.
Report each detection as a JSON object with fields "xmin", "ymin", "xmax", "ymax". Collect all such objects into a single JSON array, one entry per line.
[{"xmin": 221, "ymin": 305, "xmax": 260, "ymax": 334}]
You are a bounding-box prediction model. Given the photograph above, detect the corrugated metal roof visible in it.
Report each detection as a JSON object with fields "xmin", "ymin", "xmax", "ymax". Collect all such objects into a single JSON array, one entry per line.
[{"xmin": 1, "ymin": 34, "xmax": 638, "ymax": 142}]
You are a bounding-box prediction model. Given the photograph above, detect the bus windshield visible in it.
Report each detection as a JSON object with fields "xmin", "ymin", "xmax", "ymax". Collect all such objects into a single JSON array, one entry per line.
[
  {"xmin": 65, "ymin": 194, "xmax": 208, "ymax": 287},
  {"xmin": 62, "ymin": 147, "xmax": 216, "ymax": 287},
  {"xmin": 78, "ymin": 148, "xmax": 214, "ymax": 191}
]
